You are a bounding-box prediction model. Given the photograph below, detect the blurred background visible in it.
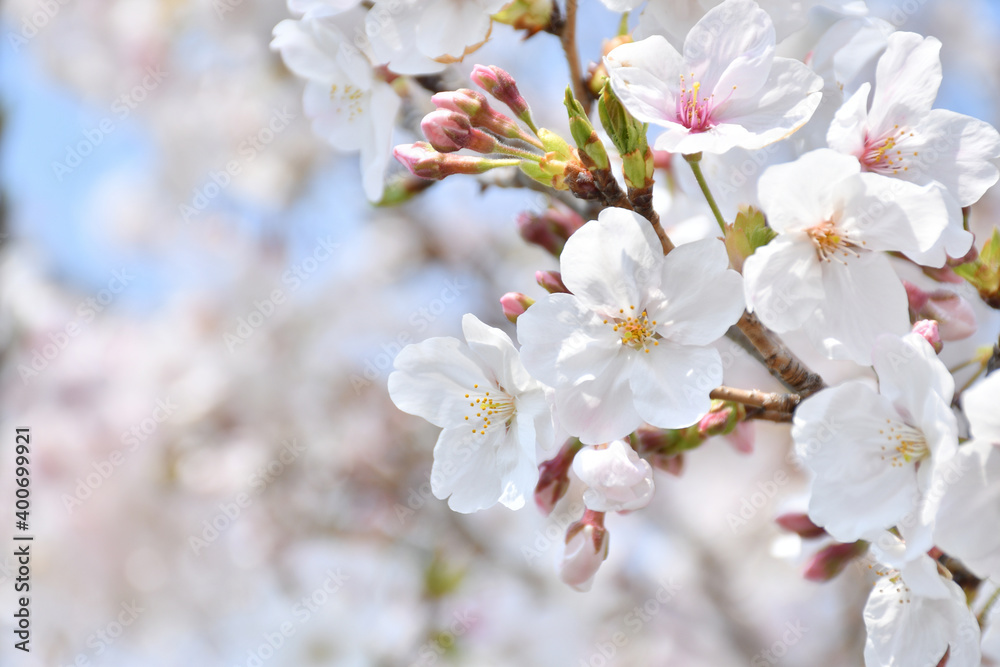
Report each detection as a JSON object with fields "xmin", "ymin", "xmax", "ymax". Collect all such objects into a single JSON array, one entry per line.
[{"xmin": 1, "ymin": 0, "xmax": 999, "ymax": 665}]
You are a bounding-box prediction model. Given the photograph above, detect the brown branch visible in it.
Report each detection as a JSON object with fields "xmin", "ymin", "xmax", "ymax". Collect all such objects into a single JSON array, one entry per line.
[
  {"xmin": 710, "ymin": 386, "xmax": 800, "ymax": 414},
  {"xmin": 559, "ymin": 0, "xmax": 590, "ymax": 116},
  {"xmin": 628, "ymin": 184, "xmax": 674, "ymax": 254},
  {"xmin": 736, "ymin": 312, "xmax": 826, "ymax": 397}
]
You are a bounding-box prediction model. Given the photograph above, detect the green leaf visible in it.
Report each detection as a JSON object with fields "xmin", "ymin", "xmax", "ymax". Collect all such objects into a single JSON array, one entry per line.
[{"xmin": 725, "ymin": 206, "xmax": 775, "ymax": 272}]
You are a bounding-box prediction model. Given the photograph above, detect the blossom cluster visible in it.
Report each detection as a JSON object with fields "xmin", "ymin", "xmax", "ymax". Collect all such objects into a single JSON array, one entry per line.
[{"xmin": 271, "ymin": 0, "xmax": 1000, "ymax": 664}]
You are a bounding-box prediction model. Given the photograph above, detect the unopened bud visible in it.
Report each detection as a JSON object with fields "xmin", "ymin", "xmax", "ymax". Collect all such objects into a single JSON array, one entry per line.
[
  {"xmin": 394, "ymin": 142, "xmax": 518, "ymax": 180},
  {"xmin": 516, "ymin": 203, "xmax": 586, "ymax": 256},
  {"xmin": 803, "ymin": 540, "xmax": 868, "ymax": 582},
  {"xmin": 588, "ymin": 34, "xmax": 632, "ymax": 97},
  {"xmin": 725, "ymin": 421, "xmax": 755, "ymax": 454},
  {"xmin": 775, "ymin": 513, "xmax": 826, "ymax": 539},
  {"xmin": 492, "ymin": 0, "xmax": 554, "ymax": 36},
  {"xmin": 560, "ymin": 510, "xmax": 609, "ymax": 592},
  {"xmin": 536, "ymin": 270, "xmax": 570, "ymax": 294},
  {"xmin": 905, "ymin": 281, "xmax": 977, "ymax": 341},
  {"xmin": 598, "ymin": 86, "xmax": 652, "ymax": 189},
  {"xmin": 573, "ymin": 440, "xmax": 654, "ymax": 513},
  {"xmin": 432, "ymin": 89, "xmax": 539, "ymax": 146},
  {"xmin": 564, "ymin": 87, "xmax": 610, "ymax": 170},
  {"xmin": 535, "ymin": 439, "xmax": 583, "ymax": 516},
  {"xmin": 698, "ymin": 404, "xmax": 737, "ymax": 438},
  {"xmin": 912, "ymin": 319, "xmax": 943, "ymax": 353},
  {"xmin": 649, "ymin": 452, "xmax": 684, "ymax": 476},
  {"xmin": 471, "ymin": 65, "xmax": 539, "ymax": 133},
  {"xmin": 421, "ymin": 110, "xmax": 499, "ymax": 154},
  {"xmin": 500, "ymin": 292, "xmax": 535, "ymax": 323}
]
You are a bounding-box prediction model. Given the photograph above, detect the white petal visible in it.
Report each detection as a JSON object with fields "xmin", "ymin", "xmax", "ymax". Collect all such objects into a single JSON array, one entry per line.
[
  {"xmin": 868, "ymin": 32, "xmax": 942, "ymax": 135},
  {"xmin": 461, "ymin": 313, "xmax": 533, "ymax": 395},
  {"xmin": 553, "ymin": 360, "xmax": 643, "ymax": 445},
  {"xmin": 934, "ymin": 440, "xmax": 1000, "ymax": 580},
  {"xmin": 964, "ymin": 372, "xmax": 1000, "ymax": 444},
  {"xmin": 743, "ymin": 234, "xmax": 825, "ymax": 332},
  {"xmin": 630, "ymin": 343, "xmax": 721, "ymax": 430},
  {"xmin": 516, "ymin": 293, "xmax": 620, "ymax": 388},
  {"xmin": 871, "ymin": 333, "xmax": 955, "ymax": 431},
  {"xmin": 682, "ymin": 0, "xmax": 775, "ymax": 97},
  {"xmin": 416, "ymin": 0, "xmax": 491, "ymax": 60},
  {"xmin": 656, "ymin": 238, "xmax": 745, "ymax": 346},
  {"xmin": 906, "ymin": 109, "xmax": 1000, "ymax": 207},
  {"xmin": 827, "ymin": 81, "xmax": 871, "ymax": 159},
  {"xmin": 271, "ymin": 18, "xmax": 341, "ymax": 82},
  {"xmin": 388, "ymin": 336, "xmax": 489, "ymax": 428},
  {"xmin": 605, "ymin": 36, "xmax": 683, "ymax": 128},
  {"xmin": 803, "ymin": 253, "xmax": 910, "ymax": 365},
  {"xmin": 430, "ymin": 427, "xmax": 527, "ymax": 513},
  {"xmin": 573, "ymin": 440, "xmax": 655, "ymax": 512},
  {"xmin": 711, "ymin": 57, "xmax": 823, "ymax": 150},
  {"xmin": 758, "ymin": 149, "xmax": 860, "ymax": 233},
  {"xmin": 359, "ymin": 81, "xmax": 399, "ymax": 201},
  {"xmin": 559, "ymin": 207, "xmax": 663, "ymax": 311},
  {"xmin": 793, "ymin": 382, "xmax": 920, "ymax": 542}
]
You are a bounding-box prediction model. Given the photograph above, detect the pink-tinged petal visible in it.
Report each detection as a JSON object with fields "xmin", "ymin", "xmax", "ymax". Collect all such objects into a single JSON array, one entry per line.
[
  {"xmin": 935, "ymin": 440, "xmax": 1000, "ymax": 580},
  {"xmin": 906, "ymin": 109, "xmax": 1000, "ymax": 207},
  {"xmin": 868, "ymin": 32, "xmax": 942, "ymax": 135},
  {"xmin": 793, "ymin": 382, "xmax": 920, "ymax": 542},
  {"xmin": 554, "ymin": 362, "xmax": 643, "ymax": 445},
  {"xmin": 461, "ymin": 313, "xmax": 532, "ymax": 395},
  {"xmin": 516, "ymin": 293, "xmax": 620, "ymax": 388},
  {"xmin": 827, "ymin": 82, "xmax": 872, "ymax": 160},
  {"xmin": 864, "ymin": 573, "xmax": 980, "ymax": 667},
  {"xmin": 605, "ymin": 36, "xmax": 683, "ymax": 126},
  {"xmin": 388, "ymin": 336, "xmax": 489, "ymax": 428},
  {"xmin": 743, "ymin": 234, "xmax": 825, "ymax": 332},
  {"xmin": 656, "ymin": 238, "xmax": 744, "ymax": 346},
  {"xmin": 682, "ymin": 0, "xmax": 775, "ymax": 97},
  {"xmin": 711, "ymin": 57, "xmax": 823, "ymax": 150},
  {"xmin": 559, "ymin": 208, "xmax": 663, "ymax": 311},
  {"xmin": 964, "ymin": 372, "xmax": 1000, "ymax": 444},
  {"xmin": 842, "ymin": 175, "xmax": 950, "ymax": 262},
  {"xmin": 758, "ymin": 149, "xmax": 859, "ymax": 233},
  {"xmin": 629, "ymin": 343, "xmax": 721, "ymax": 430},
  {"xmin": 803, "ymin": 253, "xmax": 910, "ymax": 365}
]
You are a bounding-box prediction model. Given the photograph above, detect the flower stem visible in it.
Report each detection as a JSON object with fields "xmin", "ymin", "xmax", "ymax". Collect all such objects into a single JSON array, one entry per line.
[
  {"xmin": 978, "ymin": 586, "xmax": 1000, "ymax": 626},
  {"xmin": 684, "ymin": 152, "xmax": 727, "ymax": 233},
  {"xmin": 495, "ymin": 144, "xmax": 544, "ymax": 162}
]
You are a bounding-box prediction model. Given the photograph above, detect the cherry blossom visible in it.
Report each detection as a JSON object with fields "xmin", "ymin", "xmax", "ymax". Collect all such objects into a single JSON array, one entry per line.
[
  {"xmin": 604, "ymin": 0, "xmax": 824, "ymax": 155},
  {"xmin": 388, "ymin": 314, "xmax": 554, "ymax": 513},
  {"xmin": 792, "ymin": 333, "xmax": 958, "ymax": 546},
  {"xmin": 516, "ymin": 207, "xmax": 745, "ymax": 444},
  {"xmin": 744, "ymin": 149, "xmax": 952, "ymax": 364},
  {"xmin": 828, "ymin": 31, "xmax": 1000, "ymax": 258}
]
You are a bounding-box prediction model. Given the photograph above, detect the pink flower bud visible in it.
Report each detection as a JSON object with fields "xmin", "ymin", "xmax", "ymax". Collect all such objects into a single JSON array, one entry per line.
[
  {"xmin": 697, "ymin": 407, "xmax": 734, "ymax": 437},
  {"xmin": 904, "ymin": 281, "xmax": 930, "ymax": 311},
  {"xmin": 471, "ymin": 65, "xmax": 537, "ymax": 130},
  {"xmin": 652, "ymin": 149, "xmax": 672, "ymax": 170},
  {"xmin": 535, "ymin": 439, "xmax": 582, "ymax": 516},
  {"xmin": 394, "ymin": 142, "xmax": 516, "ymax": 180},
  {"xmin": 500, "ymin": 292, "xmax": 534, "ymax": 323},
  {"xmin": 775, "ymin": 513, "xmax": 826, "ymax": 539},
  {"xmin": 803, "ymin": 540, "xmax": 868, "ymax": 582},
  {"xmin": 536, "ymin": 270, "xmax": 570, "ymax": 294},
  {"xmin": 516, "ymin": 204, "xmax": 586, "ymax": 256},
  {"xmin": 912, "ymin": 319, "xmax": 943, "ymax": 353},
  {"xmin": 559, "ymin": 510, "xmax": 609, "ymax": 592},
  {"xmin": 421, "ymin": 110, "xmax": 499, "ymax": 154},
  {"xmin": 649, "ymin": 452, "xmax": 684, "ymax": 476},
  {"xmin": 572, "ymin": 440, "xmax": 655, "ymax": 512},
  {"xmin": 905, "ymin": 282, "xmax": 978, "ymax": 341},
  {"xmin": 725, "ymin": 421, "xmax": 755, "ymax": 454},
  {"xmin": 432, "ymin": 89, "xmax": 488, "ymax": 117}
]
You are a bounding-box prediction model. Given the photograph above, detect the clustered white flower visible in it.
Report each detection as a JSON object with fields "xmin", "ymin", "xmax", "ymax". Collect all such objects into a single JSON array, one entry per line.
[{"xmin": 272, "ymin": 0, "xmax": 1000, "ymax": 663}]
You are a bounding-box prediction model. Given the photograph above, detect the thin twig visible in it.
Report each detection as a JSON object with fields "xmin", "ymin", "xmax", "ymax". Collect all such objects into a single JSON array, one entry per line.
[
  {"xmin": 628, "ymin": 184, "xmax": 674, "ymax": 254},
  {"xmin": 737, "ymin": 312, "xmax": 826, "ymax": 397},
  {"xmin": 710, "ymin": 386, "xmax": 800, "ymax": 413},
  {"xmin": 559, "ymin": 0, "xmax": 590, "ymax": 115}
]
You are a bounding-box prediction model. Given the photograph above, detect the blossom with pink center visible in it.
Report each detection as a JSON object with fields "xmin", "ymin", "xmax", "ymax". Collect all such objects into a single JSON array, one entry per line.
[{"xmin": 604, "ymin": 0, "xmax": 823, "ymax": 155}]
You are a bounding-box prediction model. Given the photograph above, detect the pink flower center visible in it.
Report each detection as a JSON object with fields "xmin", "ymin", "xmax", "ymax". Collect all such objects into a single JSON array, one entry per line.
[
  {"xmin": 676, "ymin": 76, "xmax": 735, "ymax": 133},
  {"xmin": 861, "ymin": 125, "xmax": 919, "ymax": 175},
  {"xmin": 806, "ymin": 220, "xmax": 865, "ymax": 263}
]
